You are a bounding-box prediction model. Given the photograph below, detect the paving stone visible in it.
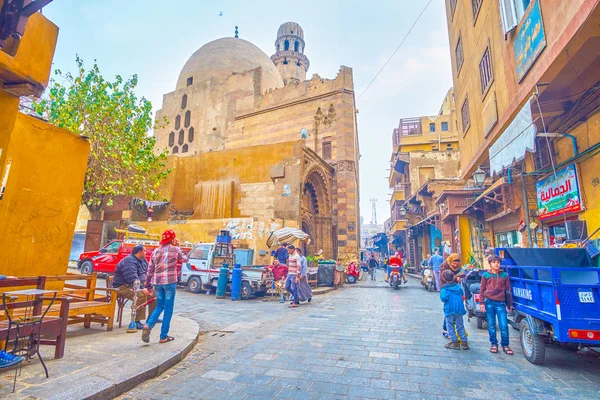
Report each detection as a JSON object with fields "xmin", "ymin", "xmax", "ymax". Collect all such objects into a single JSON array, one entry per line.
[
  {"xmin": 201, "ymin": 370, "xmax": 239, "ymax": 381},
  {"xmin": 234, "ymin": 374, "xmax": 275, "ymax": 385},
  {"xmin": 347, "ymin": 385, "xmax": 395, "ymax": 399},
  {"xmin": 309, "ymin": 381, "xmax": 348, "ymax": 394}
]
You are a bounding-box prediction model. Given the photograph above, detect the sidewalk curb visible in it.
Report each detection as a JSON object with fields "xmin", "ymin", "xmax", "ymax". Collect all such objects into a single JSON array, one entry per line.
[{"xmin": 101, "ymin": 327, "xmax": 200, "ymax": 400}]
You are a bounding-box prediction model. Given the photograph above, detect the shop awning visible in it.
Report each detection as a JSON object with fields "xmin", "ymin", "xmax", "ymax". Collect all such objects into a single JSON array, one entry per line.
[
  {"xmin": 266, "ymin": 228, "xmax": 311, "ymax": 248},
  {"xmin": 489, "ymin": 97, "xmax": 537, "ymax": 175}
]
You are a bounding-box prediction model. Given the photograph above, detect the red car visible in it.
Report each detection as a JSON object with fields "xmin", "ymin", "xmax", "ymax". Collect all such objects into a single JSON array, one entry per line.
[{"xmin": 78, "ymin": 240, "xmax": 190, "ymax": 276}]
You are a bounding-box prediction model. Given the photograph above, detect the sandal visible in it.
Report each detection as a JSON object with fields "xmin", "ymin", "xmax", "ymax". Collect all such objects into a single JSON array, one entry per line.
[
  {"xmin": 503, "ymin": 346, "xmax": 514, "ymax": 355},
  {"xmin": 444, "ymin": 341, "xmax": 461, "ymax": 350},
  {"xmin": 490, "ymin": 345, "xmax": 498, "ymax": 353},
  {"xmin": 289, "ymin": 304, "xmax": 299, "ymax": 308},
  {"xmin": 159, "ymin": 336, "xmax": 175, "ymax": 343},
  {"xmin": 141, "ymin": 325, "xmax": 151, "ymax": 343},
  {"xmin": 461, "ymin": 342, "xmax": 469, "ymax": 350}
]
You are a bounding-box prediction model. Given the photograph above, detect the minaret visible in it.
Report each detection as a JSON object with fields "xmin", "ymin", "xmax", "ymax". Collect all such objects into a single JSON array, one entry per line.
[{"xmin": 270, "ymin": 22, "xmax": 310, "ymax": 85}]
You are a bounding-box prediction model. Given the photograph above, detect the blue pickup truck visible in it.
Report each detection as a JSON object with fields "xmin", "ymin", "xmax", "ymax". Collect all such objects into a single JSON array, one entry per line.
[{"xmin": 496, "ymin": 247, "xmax": 600, "ymax": 364}]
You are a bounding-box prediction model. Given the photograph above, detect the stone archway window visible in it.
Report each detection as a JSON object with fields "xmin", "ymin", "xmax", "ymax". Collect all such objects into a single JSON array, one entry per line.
[
  {"xmin": 294, "ymin": 41, "xmax": 299, "ymax": 52},
  {"xmin": 182, "ymin": 144, "xmax": 189, "ymax": 153},
  {"xmin": 175, "ymin": 115, "xmax": 181, "ymax": 130},
  {"xmin": 186, "ymin": 77, "xmax": 193, "ymax": 86},
  {"xmin": 168, "ymin": 131, "xmax": 175, "ymax": 147},
  {"xmin": 172, "ymin": 145, "xmax": 179, "ymax": 154},
  {"xmin": 181, "ymin": 94, "xmax": 187, "ymax": 109},
  {"xmin": 284, "ymin": 40, "xmax": 289, "ymax": 51},
  {"xmin": 178, "ymin": 129, "xmax": 185, "ymax": 145},
  {"xmin": 184, "ymin": 110, "xmax": 191, "ymax": 127},
  {"xmin": 188, "ymin": 127, "xmax": 194, "ymax": 142}
]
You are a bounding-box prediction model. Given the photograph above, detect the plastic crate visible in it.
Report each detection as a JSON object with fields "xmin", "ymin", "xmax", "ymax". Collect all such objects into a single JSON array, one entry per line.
[{"xmin": 216, "ymin": 235, "xmax": 232, "ymax": 243}]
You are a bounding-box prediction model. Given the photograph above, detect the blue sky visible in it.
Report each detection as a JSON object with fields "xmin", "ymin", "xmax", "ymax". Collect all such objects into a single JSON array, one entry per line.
[{"xmin": 43, "ymin": 0, "xmax": 453, "ymax": 226}]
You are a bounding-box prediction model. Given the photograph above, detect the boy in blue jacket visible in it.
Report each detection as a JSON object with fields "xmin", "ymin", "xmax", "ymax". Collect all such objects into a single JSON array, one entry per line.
[{"xmin": 440, "ymin": 269, "xmax": 469, "ymax": 350}]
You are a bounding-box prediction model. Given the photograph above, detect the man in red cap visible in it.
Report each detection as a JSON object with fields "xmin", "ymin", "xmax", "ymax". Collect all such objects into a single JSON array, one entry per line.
[{"xmin": 142, "ymin": 230, "xmax": 188, "ymax": 343}]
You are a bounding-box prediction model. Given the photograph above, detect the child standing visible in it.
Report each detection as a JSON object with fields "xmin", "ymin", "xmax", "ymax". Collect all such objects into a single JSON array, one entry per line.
[
  {"xmin": 480, "ymin": 255, "xmax": 514, "ymax": 355},
  {"xmin": 439, "ymin": 269, "xmax": 469, "ymax": 350}
]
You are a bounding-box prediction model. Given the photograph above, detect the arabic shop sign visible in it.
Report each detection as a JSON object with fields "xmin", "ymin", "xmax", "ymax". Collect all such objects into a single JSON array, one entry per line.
[
  {"xmin": 536, "ymin": 164, "xmax": 582, "ymax": 221},
  {"xmin": 514, "ymin": 0, "xmax": 546, "ymax": 82}
]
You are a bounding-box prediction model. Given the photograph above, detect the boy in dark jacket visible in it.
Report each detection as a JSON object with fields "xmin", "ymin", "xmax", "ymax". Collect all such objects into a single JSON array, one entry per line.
[
  {"xmin": 439, "ymin": 269, "xmax": 469, "ymax": 350},
  {"xmin": 480, "ymin": 255, "xmax": 513, "ymax": 355}
]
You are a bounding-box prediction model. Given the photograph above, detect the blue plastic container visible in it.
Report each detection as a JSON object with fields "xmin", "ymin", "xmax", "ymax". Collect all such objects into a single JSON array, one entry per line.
[
  {"xmin": 231, "ymin": 263, "xmax": 242, "ymax": 301},
  {"xmin": 216, "ymin": 235, "xmax": 232, "ymax": 243},
  {"xmin": 215, "ymin": 263, "xmax": 229, "ymax": 299}
]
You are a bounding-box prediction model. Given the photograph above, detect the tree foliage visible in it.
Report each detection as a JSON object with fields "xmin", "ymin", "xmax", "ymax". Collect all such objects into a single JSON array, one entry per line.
[{"xmin": 33, "ymin": 56, "xmax": 169, "ymax": 216}]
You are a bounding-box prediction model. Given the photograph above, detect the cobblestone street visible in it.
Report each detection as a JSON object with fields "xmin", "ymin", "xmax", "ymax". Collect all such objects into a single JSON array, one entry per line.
[{"xmin": 123, "ymin": 275, "xmax": 600, "ymax": 400}]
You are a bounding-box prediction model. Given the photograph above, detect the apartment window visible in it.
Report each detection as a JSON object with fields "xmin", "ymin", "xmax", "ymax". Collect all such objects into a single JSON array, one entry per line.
[
  {"xmin": 429, "ymin": 123, "xmax": 435, "ymax": 132},
  {"xmin": 500, "ymin": 0, "xmax": 532, "ymax": 36},
  {"xmin": 479, "ymin": 47, "xmax": 493, "ymax": 94},
  {"xmin": 449, "ymin": 0, "xmax": 457, "ymax": 18},
  {"xmin": 461, "ymin": 98, "xmax": 471, "ymax": 134},
  {"xmin": 472, "ymin": 0, "xmax": 483, "ymax": 20},
  {"xmin": 455, "ymin": 36, "xmax": 464, "ymax": 73},
  {"xmin": 441, "ymin": 122, "xmax": 449, "ymax": 131},
  {"xmin": 322, "ymin": 137, "xmax": 332, "ymax": 160}
]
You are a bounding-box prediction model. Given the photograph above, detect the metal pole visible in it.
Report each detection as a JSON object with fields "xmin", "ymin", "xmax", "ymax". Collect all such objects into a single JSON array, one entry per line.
[{"xmin": 521, "ymin": 175, "xmax": 534, "ymax": 247}]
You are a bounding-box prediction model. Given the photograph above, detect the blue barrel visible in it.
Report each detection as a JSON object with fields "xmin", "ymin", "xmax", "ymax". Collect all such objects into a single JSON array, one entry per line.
[
  {"xmin": 215, "ymin": 263, "xmax": 229, "ymax": 299},
  {"xmin": 231, "ymin": 264, "xmax": 242, "ymax": 300}
]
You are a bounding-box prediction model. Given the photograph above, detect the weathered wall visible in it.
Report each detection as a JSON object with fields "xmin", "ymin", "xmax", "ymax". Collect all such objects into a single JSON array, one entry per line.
[
  {"xmin": 407, "ymin": 151, "xmax": 461, "ymax": 190},
  {"xmin": 138, "ymin": 218, "xmax": 299, "ymax": 266},
  {"xmin": 445, "ymin": 0, "xmax": 593, "ymax": 177},
  {"xmin": 0, "ymin": 114, "xmax": 89, "ymax": 277}
]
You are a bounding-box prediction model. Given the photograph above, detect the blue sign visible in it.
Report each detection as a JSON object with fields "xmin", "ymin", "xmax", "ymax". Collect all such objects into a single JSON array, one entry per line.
[{"xmin": 514, "ymin": 0, "xmax": 546, "ymax": 82}]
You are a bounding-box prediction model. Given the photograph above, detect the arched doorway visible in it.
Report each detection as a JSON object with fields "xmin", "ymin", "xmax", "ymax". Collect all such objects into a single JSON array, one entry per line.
[{"xmin": 301, "ymin": 168, "xmax": 333, "ymax": 259}]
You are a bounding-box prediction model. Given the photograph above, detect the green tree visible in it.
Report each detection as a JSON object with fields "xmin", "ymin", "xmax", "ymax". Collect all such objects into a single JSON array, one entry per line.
[{"xmin": 33, "ymin": 56, "xmax": 169, "ymax": 219}]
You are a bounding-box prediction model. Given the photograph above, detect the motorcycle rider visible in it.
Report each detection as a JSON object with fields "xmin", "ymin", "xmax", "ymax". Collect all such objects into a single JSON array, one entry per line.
[{"xmin": 387, "ymin": 252, "xmax": 408, "ymax": 283}]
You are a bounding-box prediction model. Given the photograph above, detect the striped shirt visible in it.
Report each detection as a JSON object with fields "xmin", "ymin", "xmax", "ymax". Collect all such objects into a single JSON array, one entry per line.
[
  {"xmin": 288, "ymin": 253, "xmax": 301, "ymax": 275},
  {"xmin": 146, "ymin": 244, "xmax": 188, "ymax": 286}
]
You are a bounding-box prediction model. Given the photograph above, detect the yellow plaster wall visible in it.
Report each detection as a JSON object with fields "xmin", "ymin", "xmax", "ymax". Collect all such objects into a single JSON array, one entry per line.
[
  {"xmin": 0, "ymin": 12, "xmax": 58, "ymax": 90},
  {"xmin": 0, "ymin": 114, "xmax": 89, "ymax": 277}
]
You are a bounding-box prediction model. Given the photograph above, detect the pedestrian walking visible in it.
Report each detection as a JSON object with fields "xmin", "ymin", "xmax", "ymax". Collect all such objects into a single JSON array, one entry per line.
[
  {"xmin": 295, "ymin": 248, "xmax": 312, "ymax": 303},
  {"xmin": 142, "ymin": 230, "xmax": 188, "ymax": 344},
  {"xmin": 438, "ymin": 253, "xmax": 464, "ymax": 338},
  {"xmin": 368, "ymin": 255, "xmax": 378, "ymax": 281},
  {"xmin": 274, "ymin": 242, "xmax": 289, "ymax": 265},
  {"xmin": 285, "ymin": 244, "xmax": 301, "ymax": 308},
  {"xmin": 440, "ymin": 269, "xmax": 469, "ymax": 350},
  {"xmin": 481, "ymin": 255, "xmax": 514, "ymax": 355},
  {"xmin": 428, "ymin": 249, "xmax": 444, "ymax": 291}
]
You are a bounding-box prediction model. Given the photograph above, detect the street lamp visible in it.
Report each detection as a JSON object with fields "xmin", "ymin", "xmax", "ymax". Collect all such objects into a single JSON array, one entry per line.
[
  {"xmin": 473, "ymin": 167, "xmax": 486, "ymax": 187},
  {"xmin": 399, "ymin": 206, "xmax": 407, "ymax": 217}
]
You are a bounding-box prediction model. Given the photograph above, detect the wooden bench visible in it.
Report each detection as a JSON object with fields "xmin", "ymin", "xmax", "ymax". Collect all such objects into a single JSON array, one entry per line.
[
  {"xmin": 44, "ymin": 273, "xmax": 117, "ymax": 331},
  {"xmin": 0, "ymin": 277, "xmax": 70, "ymax": 359}
]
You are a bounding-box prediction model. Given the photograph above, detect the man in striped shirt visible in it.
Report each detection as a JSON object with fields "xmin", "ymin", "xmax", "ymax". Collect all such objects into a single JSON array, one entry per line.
[
  {"xmin": 285, "ymin": 244, "xmax": 301, "ymax": 308},
  {"xmin": 142, "ymin": 230, "xmax": 187, "ymax": 344}
]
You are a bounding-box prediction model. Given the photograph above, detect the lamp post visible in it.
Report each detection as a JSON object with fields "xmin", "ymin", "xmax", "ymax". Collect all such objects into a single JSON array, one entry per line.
[{"xmin": 473, "ymin": 167, "xmax": 486, "ymax": 187}]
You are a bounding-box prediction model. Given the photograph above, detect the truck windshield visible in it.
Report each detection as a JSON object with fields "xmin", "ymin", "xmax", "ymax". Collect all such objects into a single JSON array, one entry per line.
[
  {"xmin": 104, "ymin": 241, "xmax": 121, "ymax": 253},
  {"xmin": 189, "ymin": 245, "xmax": 211, "ymax": 260}
]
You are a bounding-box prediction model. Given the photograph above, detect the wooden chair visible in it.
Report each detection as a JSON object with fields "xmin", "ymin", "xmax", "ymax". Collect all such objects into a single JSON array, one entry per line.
[{"xmin": 0, "ymin": 277, "xmax": 70, "ymax": 359}]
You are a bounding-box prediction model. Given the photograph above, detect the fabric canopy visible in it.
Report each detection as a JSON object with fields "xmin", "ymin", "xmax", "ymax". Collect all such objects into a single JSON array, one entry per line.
[
  {"xmin": 266, "ymin": 228, "xmax": 310, "ymax": 248},
  {"xmin": 489, "ymin": 97, "xmax": 536, "ymax": 175}
]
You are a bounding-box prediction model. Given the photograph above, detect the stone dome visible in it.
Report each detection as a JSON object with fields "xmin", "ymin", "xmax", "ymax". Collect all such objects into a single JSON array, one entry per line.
[
  {"xmin": 277, "ymin": 22, "xmax": 304, "ymax": 40},
  {"xmin": 176, "ymin": 37, "xmax": 284, "ymax": 91}
]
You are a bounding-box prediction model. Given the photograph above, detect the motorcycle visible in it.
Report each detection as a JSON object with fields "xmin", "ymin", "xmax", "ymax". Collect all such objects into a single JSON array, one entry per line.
[
  {"xmin": 461, "ymin": 268, "xmax": 487, "ymax": 329},
  {"xmin": 389, "ymin": 264, "xmax": 403, "ymax": 290},
  {"xmin": 421, "ymin": 266, "xmax": 434, "ymax": 292},
  {"xmin": 346, "ymin": 262, "xmax": 360, "ymax": 284}
]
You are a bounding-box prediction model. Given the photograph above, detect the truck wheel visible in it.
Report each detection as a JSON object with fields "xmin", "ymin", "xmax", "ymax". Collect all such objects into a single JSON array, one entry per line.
[
  {"xmin": 520, "ymin": 320, "xmax": 546, "ymax": 365},
  {"xmin": 347, "ymin": 275, "xmax": 356, "ymax": 284},
  {"xmin": 476, "ymin": 316, "xmax": 484, "ymax": 330},
  {"xmin": 393, "ymin": 281, "xmax": 399, "ymax": 290},
  {"xmin": 187, "ymin": 277, "xmax": 202, "ymax": 294},
  {"xmin": 241, "ymin": 282, "xmax": 251, "ymax": 300},
  {"xmin": 80, "ymin": 260, "xmax": 94, "ymax": 275}
]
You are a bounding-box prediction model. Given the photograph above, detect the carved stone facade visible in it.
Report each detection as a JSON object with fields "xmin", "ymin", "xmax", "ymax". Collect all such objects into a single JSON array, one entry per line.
[{"xmin": 149, "ymin": 22, "xmax": 360, "ymax": 263}]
